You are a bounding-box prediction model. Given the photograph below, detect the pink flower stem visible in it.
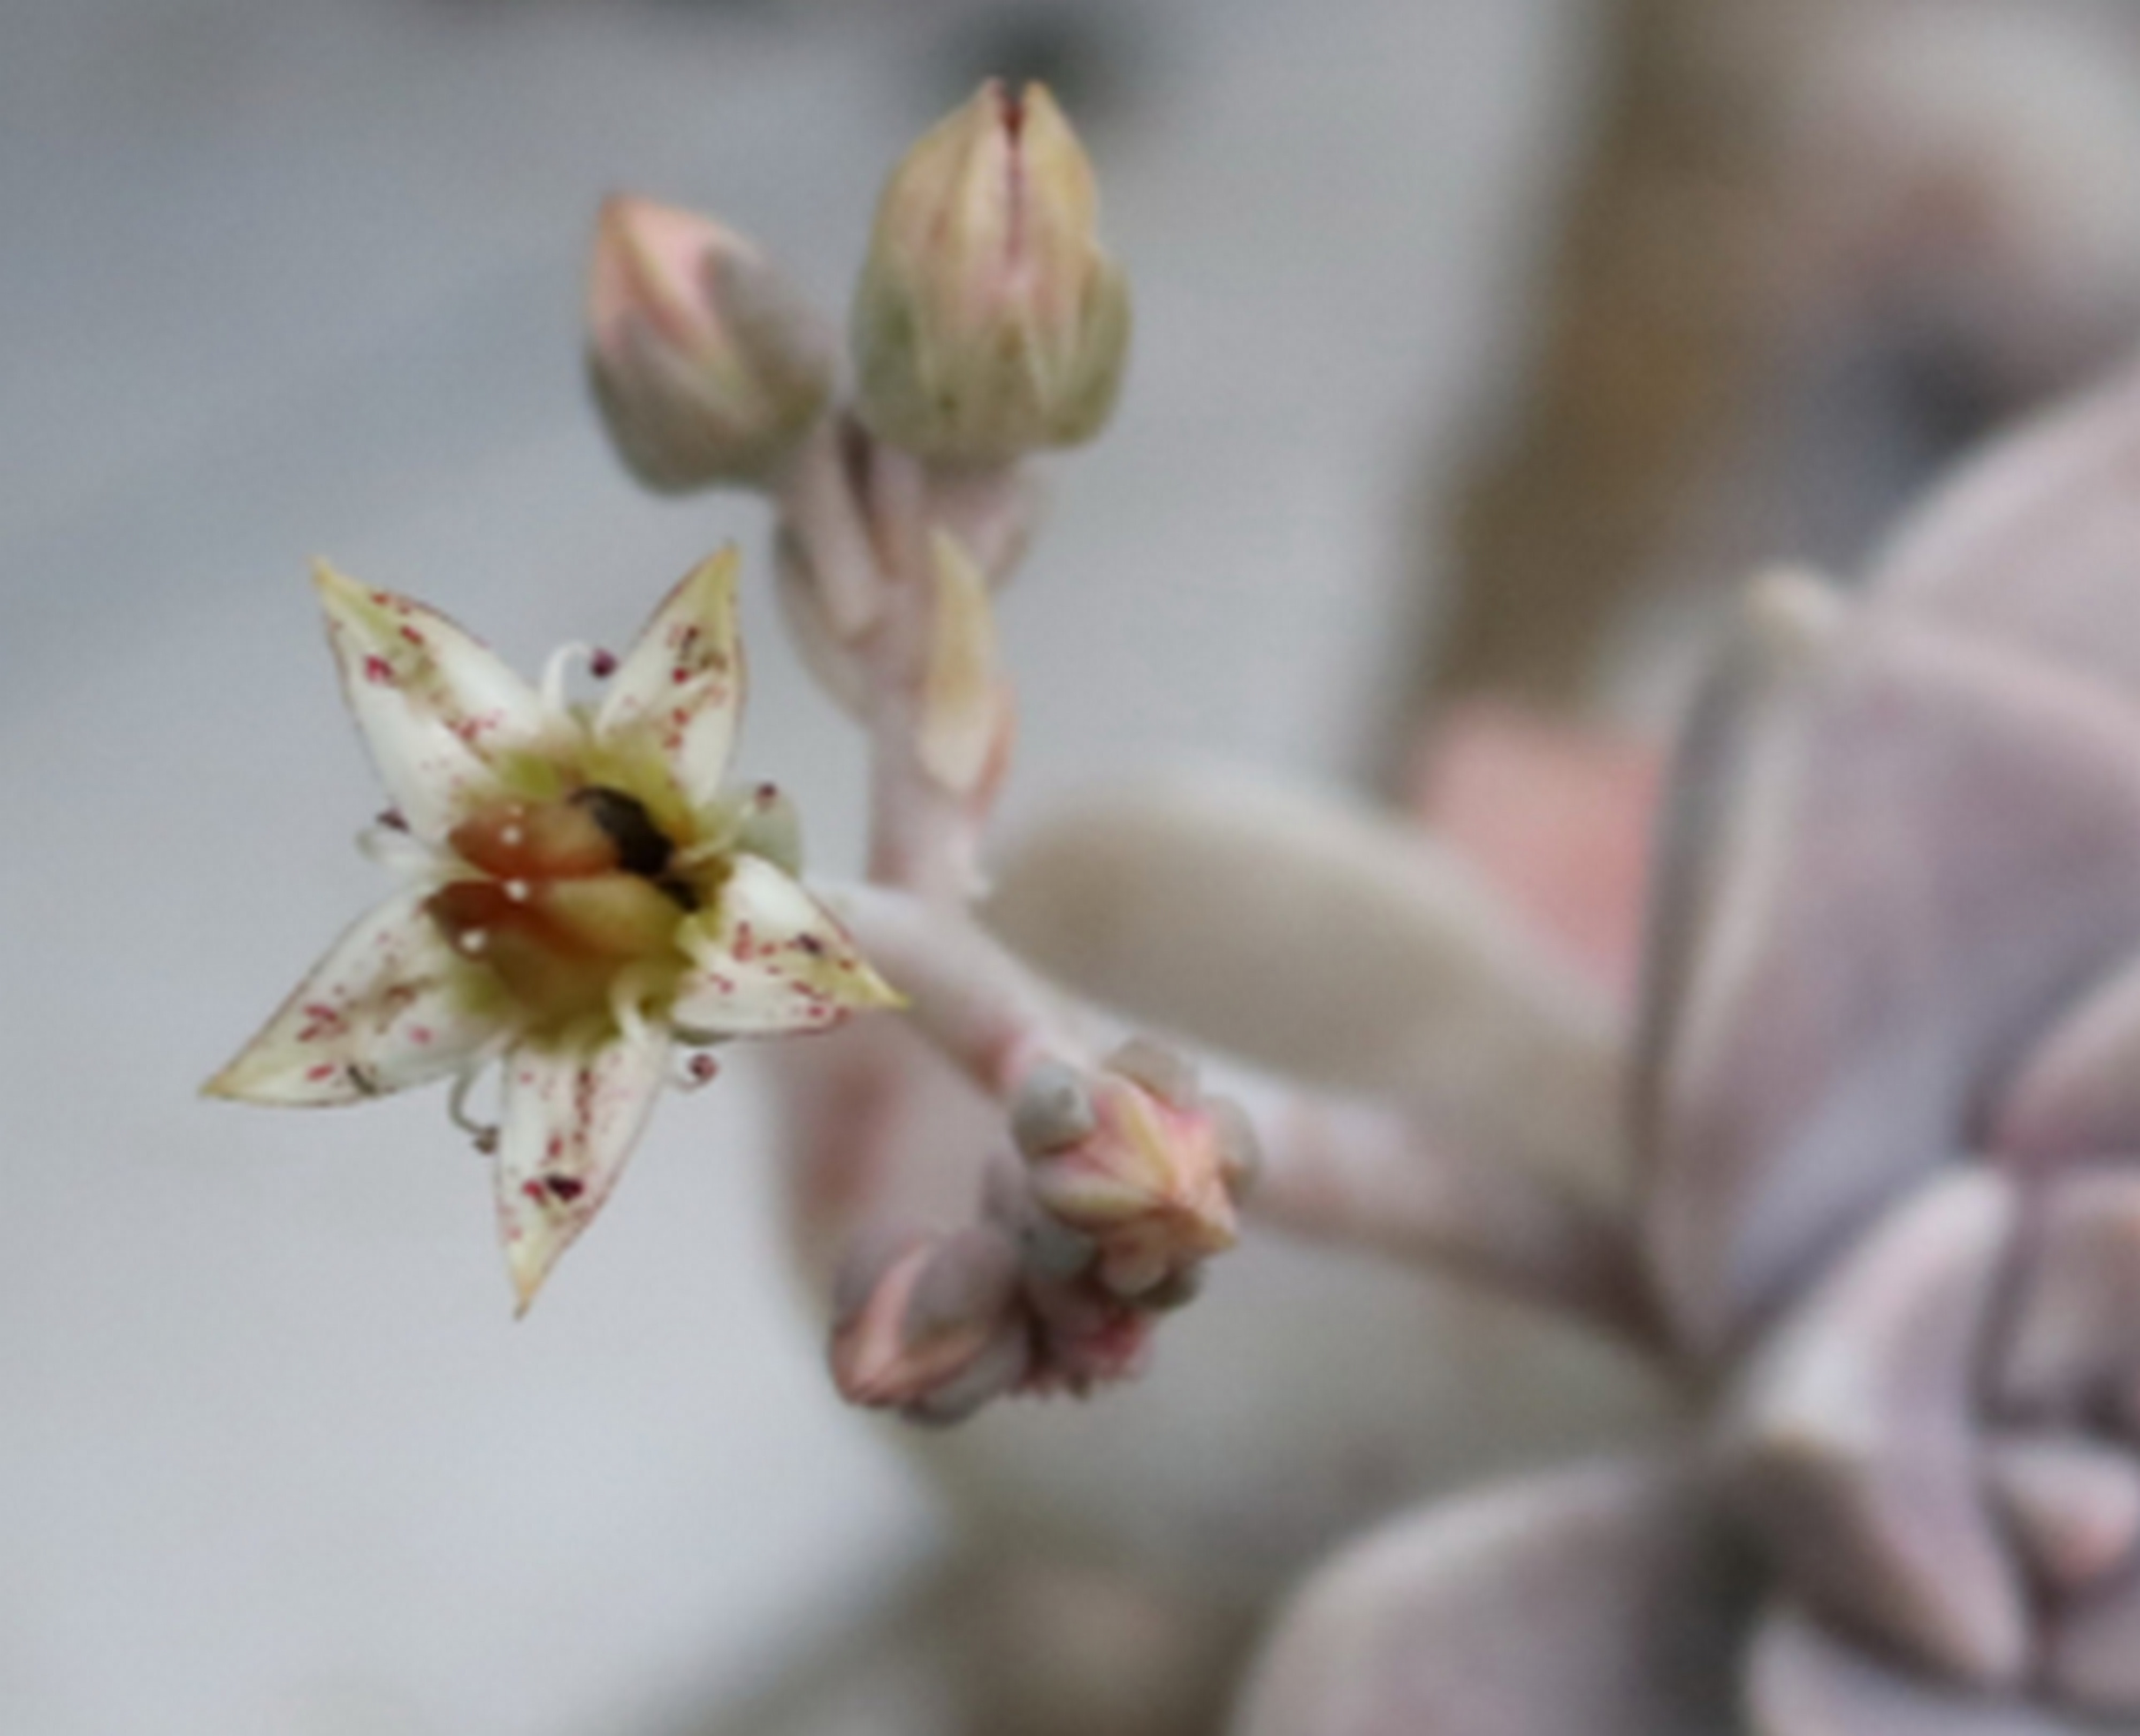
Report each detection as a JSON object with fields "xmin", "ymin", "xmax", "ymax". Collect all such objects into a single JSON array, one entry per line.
[
  {"xmin": 1245, "ymin": 1093, "xmax": 1670, "ymax": 1357},
  {"xmin": 775, "ymin": 418, "xmax": 1030, "ymax": 907},
  {"xmin": 826, "ymin": 880, "xmax": 1666, "ymax": 1356},
  {"xmin": 821, "ymin": 880, "xmax": 1090, "ymax": 1099}
]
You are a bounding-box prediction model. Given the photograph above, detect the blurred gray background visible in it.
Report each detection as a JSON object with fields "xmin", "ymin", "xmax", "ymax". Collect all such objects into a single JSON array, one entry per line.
[{"xmin": 0, "ymin": 2, "xmax": 1593, "ymax": 1731}]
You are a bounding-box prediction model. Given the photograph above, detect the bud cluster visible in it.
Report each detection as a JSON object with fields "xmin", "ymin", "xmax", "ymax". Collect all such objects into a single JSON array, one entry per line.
[
  {"xmin": 581, "ymin": 80, "xmax": 1202, "ymax": 1430},
  {"xmin": 586, "ymin": 79, "xmax": 1130, "ymax": 492},
  {"xmin": 828, "ymin": 1038, "xmax": 1259, "ymax": 1425}
]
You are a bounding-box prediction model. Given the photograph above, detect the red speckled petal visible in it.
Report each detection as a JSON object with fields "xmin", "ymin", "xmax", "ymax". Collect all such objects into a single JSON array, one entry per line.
[
  {"xmin": 493, "ymin": 1022, "xmax": 668, "ymax": 1312},
  {"xmin": 594, "ymin": 549, "xmax": 744, "ymax": 813},
  {"xmin": 205, "ymin": 889, "xmax": 505, "ymax": 1106},
  {"xmin": 313, "ymin": 563, "xmax": 556, "ymax": 844},
  {"xmin": 670, "ymin": 854, "xmax": 903, "ymax": 1037}
]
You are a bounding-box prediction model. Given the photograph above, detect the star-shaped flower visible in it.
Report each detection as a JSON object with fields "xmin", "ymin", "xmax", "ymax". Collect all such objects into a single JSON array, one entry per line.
[{"xmin": 207, "ymin": 549, "xmax": 902, "ymax": 1309}]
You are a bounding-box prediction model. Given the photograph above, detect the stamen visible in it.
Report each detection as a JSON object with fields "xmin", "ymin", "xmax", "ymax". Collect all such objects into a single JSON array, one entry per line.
[
  {"xmin": 357, "ymin": 820, "xmax": 442, "ymax": 881},
  {"xmin": 670, "ymin": 1049, "xmax": 722, "ymax": 1091},
  {"xmin": 540, "ymin": 641, "xmax": 598, "ymax": 711},
  {"xmin": 672, "ymin": 838, "xmax": 729, "ymax": 871},
  {"xmin": 449, "ymin": 1065, "xmax": 500, "ymax": 1154},
  {"xmin": 608, "ymin": 963, "xmax": 663, "ymax": 1051},
  {"xmin": 572, "ymin": 787, "xmax": 674, "ymax": 880}
]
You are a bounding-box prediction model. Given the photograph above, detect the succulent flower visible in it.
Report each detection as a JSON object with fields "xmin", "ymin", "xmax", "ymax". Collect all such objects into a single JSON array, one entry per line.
[
  {"xmin": 1235, "ymin": 364, "xmax": 2140, "ymax": 1735},
  {"xmin": 586, "ymin": 194, "xmax": 835, "ymax": 492},
  {"xmin": 851, "ymin": 79, "xmax": 1131, "ymax": 465},
  {"xmin": 206, "ymin": 549, "xmax": 900, "ymax": 1309}
]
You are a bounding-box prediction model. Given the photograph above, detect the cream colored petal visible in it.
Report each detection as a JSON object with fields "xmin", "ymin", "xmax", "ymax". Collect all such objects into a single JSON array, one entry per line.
[
  {"xmin": 671, "ymin": 854, "xmax": 903, "ymax": 1038},
  {"xmin": 204, "ymin": 888, "xmax": 505, "ymax": 1106},
  {"xmin": 594, "ymin": 548, "xmax": 744, "ymax": 813},
  {"xmin": 493, "ymin": 1021, "xmax": 669, "ymax": 1313},
  {"xmin": 312, "ymin": 563, "xmax": 555, "ymax": 844}
]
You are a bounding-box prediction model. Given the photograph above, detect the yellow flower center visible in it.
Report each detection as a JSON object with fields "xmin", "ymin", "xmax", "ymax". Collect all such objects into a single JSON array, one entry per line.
[{"xmin": 426, "ymin": 786, "xmax": 719, "ymax": 1033}]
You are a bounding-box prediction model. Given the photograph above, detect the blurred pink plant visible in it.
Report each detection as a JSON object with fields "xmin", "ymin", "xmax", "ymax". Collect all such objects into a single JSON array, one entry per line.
[
  {"xmin": 1240, "ymin": 358, "xmax": 2140, "ymax": 1736},
  {"xmin": 1412, "ymin": 701, "xmax": 1661, "ymax": 1004}
]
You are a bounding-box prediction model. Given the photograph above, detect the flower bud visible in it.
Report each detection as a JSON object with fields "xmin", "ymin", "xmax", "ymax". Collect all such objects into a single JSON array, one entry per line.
[
  {"xmin": 829, "ymin": 1224, "xmax": 1029, "ymax": 1424},
  {"xmin": 1013, "ymin": 1043, "xmax": 1241, "ymax": 1299},
  {"xmin": 852, "ymin": 81, "xmax": 1130, "ymax": 464},
  {"xmin": 586, "ymin": 194, "xmax": 834, "ymax": 492}
]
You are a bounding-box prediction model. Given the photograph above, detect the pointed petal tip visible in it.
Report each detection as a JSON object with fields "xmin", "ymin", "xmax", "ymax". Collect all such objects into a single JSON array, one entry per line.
[
  {"xmin": 1015, "ymin": 80, "xmax": 1072, "ymax": 138},
  {"xmin": 844, "ymin": 958, "xmax": 911, "ymax": 1014},
  {"xmin": 693, "ymin": 542, "xmax": 742, "ymax": 586},
  {"xmin": 509, "ymin": 1270, "xmax": 544, "ymax": 1319},
  {"xmin": 506, "ymin": 1229, "xmax": 560, "ymax": 1317},
  {"xmin": 309, "ymin": 557, "xmax": 365, "ymax": 608},
  {"xmin": 681, "ymin": 546, "xmax": 740, "ymax": 620},
  {"xmin": 598, "ymin": 546, "xmax": 748, "ymax": 809},
  {"xmin": 198, "ymin": 1058, "xmax": 287, "ymax": 1104}
]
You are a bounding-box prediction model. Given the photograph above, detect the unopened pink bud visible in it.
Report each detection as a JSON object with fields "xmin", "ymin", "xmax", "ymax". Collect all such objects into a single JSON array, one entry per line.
[
  {"xmin": 828, "ymin": 1225, "xmax": 1028, "ymax": 1423},
  {"xmin": 852, "ymin": 81, "xmax": 1130, "ymax": 464},
  {"xmin": 587, "ymin": 194, "xmax": 834, "ymax": 492},
  {"xmin": 1014, "ymin": 1044, "xmax": 1242, "ymax": 1297}
]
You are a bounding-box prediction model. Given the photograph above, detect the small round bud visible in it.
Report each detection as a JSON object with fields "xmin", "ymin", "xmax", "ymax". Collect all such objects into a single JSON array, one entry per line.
[
  {"xmin": 1012, "ymin": 1058, "xmax": 1098, "ymax": 1156},
  {"xmin": 586, "ymin": 194, "xmax": 834, "ymax": 492},
  {"xmin": 851, "ymin": 81, "xmax": 1130, "ymax": 464}
]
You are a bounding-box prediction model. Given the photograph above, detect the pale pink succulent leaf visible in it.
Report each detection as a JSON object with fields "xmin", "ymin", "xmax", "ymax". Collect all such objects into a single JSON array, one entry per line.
[
  {"xmin": 1633, "ymin": 569, "xmax": 1845, "ymax": 1160},
  {"xmin": 1991, "ymin": 951, "xmax": 2140, "ymax": 1163},
  {"xmin": 1235, "ymin": 1459, "xmax": 1752, "ymax": 1736},
  {"xmin": 1715, "ymin": 1172, "xmax": 2031, "ymax": 1687},
  {"xmin": 1749, "ymin": 1603, "xmax": 2093, "ymax": 1736},
  {"xmin": 311, "ymin": 563, "xmax": 554, "ymax": 844},
  {"xmin": 1645, "ymin": 615, "xmax": 2140, "ymax": 1356},
  {"xmin": 1872, "ymin": 361, "xmax": 2140, "ymax": 703},
  {"xmin": 1985, "ymin": 1434, "xmax": 2140, "ymax": 1597},
  {"xmin": 988, "ymin": 771, "xmax": 1624, "ymax": 1201},
  {"xmin": 671, "ymin": 853, "xmax": 903, "ymax": 1038},
  {"xmin": 594, "ymin": 549, "xmax": 745, "ymax": 812},
  {"xmin": 204, "ymin": 887, "xmax": 505, "ymax": 1106},
  {"xmin": 493, "ymin": 1020, "xmax": 670, "ymax": 1312},
  {"xmin": 2046, "ymin": 1560, "xmax": 2140, "ymax": 1714},
  {"xmin": 1994, "ymin": 1171, "xmax": 2140, "ymax": 1423}
]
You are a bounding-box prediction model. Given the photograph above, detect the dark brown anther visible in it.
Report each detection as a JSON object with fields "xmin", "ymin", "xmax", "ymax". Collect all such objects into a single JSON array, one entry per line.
[{"xmin": 570, "ymin": 786, "xmax": 674, "ymax": 880}]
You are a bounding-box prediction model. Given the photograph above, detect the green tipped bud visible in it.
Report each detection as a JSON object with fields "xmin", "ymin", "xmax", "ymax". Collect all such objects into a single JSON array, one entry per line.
[
  {"xmin": 852, "ymin": 80, "xmax": 1131, "ymax": 465},
  {"xmin": 586, "ymin": 194, "xmax": 834, "ymax": 493}
]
